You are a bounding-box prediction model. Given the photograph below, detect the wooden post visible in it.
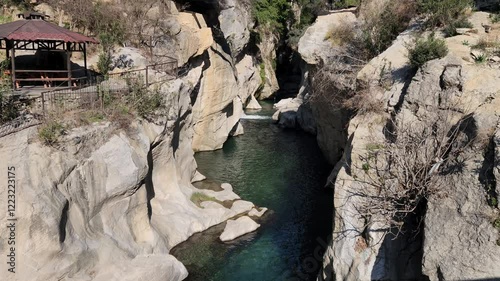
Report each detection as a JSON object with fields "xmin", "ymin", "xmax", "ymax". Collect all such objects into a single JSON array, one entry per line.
[
  {"xmin": 41, "ymin": 92, "xmax": 45, "ymax": 115},
  {"xmin": 66, "ymin": 42, "xmax": 72, "ymax": 87},
  {"xmin": 11, "ymin": 46, "xmax": 16, "ymax": 90},
  {"xmin": 145, "ymin": 66, "xmax": 149, "ymax": 88},
  {"xmin": 83, "ymin": 43, "xmax": 88, "ymax": 79}
]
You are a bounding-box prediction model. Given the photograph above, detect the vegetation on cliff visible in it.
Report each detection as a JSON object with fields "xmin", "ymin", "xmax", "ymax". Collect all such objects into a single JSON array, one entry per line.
[{"xmin": 408, "ymin": 33, "xmax": 448, "ymax": 68}]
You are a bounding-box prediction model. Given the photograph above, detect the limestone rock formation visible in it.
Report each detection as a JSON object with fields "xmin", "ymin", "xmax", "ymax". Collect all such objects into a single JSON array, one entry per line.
[
  {"xmin": 298, "ymin": 9, "xmax": 357, "ymax": 65},
  {"xmin": 191, "ymin": 43, "xmax": 243, "ymax": 151},
  {"xmin": 317, "ymin": 11, "xmax": 500, "ymax": 281},
  {"xmin": 218, "ymin": 0, "xmax": 253, "ymax": 58},
  {"xmin": 294, "ymin": 9, "xmax": 358, "ymax": 164},
  {"xmin": 219, "ymin": 216, "xmax": 261, "ymax": 242},
  {"xmin": 248, "ymin": 207, "xmax": 268, "ymax": 217},
  {"xmin": 173, "ymin": 12, "xmax": 214, "ymax": 66},
  {"xmin": 0, "ymin": 55, "xmax": 261, "ymax": 281},
  {"xmin": 257, "ymin": 32, "xmax": 280, "ymax": 99}
]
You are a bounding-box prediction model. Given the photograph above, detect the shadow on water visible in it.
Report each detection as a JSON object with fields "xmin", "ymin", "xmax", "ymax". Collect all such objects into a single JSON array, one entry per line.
[{"xmin": 171, "ymin": 103, "xmax": 333, "ymax": 281}]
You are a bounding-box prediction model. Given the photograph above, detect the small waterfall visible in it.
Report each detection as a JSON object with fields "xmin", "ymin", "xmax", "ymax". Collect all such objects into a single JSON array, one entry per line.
[{"xmin": 240, "ymin": 113, "xmax": 272, "ymax": 120}]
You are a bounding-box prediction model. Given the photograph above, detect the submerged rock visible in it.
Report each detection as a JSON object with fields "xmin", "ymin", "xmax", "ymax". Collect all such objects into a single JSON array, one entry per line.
[{"xmin": 219, "ymin": 216, "xmax": 261, "ymax": 242}]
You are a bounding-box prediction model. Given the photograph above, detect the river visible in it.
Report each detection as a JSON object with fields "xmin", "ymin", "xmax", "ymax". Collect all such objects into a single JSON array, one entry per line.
[{"xmin": 171, "ymin": 102, "xmax": 333, "ymax": 281}]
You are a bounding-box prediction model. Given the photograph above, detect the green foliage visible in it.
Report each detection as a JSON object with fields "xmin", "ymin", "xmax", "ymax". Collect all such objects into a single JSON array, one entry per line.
[
  {"xmin": 489, "ymin": 197, "xmax": 498, "ymax": 207},
  {"xmin": 125, "ymin": 79, "xmax": 165, "ymax": 119},
  {"xmin": 252, "ymin": 0, "xmax": 292, "ymax": 34},
  {"xmin": 474, "ymin": 54, "xmax": 487, "ymax": 63},
  {"xmin": 366, "ymin": 143, "xmax": 384, "ymax": 151},
  {"xmin": 418, "ymin": 0, "xmax": 473, "ymax": 27},
  {"xmin": 79, "ymin": 110, "xmax": 105, "ymax": 124},
  {"xmin": 462, "ymin": 40, "xmax": 470, "ymax": 46},
  {"xmin": 259, "ymin": 62, "xmax": 266, "ymax": 89},
  {"xmin": 190, "ymin": 192, "xmax": 221, "ymax": 208},
  {"xmin": 494, "ymin": 218, "xmax": 500, "ymax": 230},
  {"xmin": 97, "ymin": 51, "xmax": 112, "ymax": 76},
  {"xmin": 490, "ymin": 13, "xmax": 500, "ymax": 23},
  {"xmin": 296, "ymin": 0, "xmax": 325, "ymax": 28},
  {"xmin": 408, "ymin": 34, "xmax": 448, "ymax": 68},
  {"xmin": 443, "ymin": 18, "xmax": 473, "ymax": 37},
  {"xmin": 332, "ymin": 0, "xmax": 360, "ymax": 9},
  {"xmin": 0, "ymin": 14, "xmax": 12, "ymax": 24},
  {"xmin": 3, "ymin": 0, "xmax": 31, "ymax": 10},
  {"xmin": 0, "ymin": 91, "xmax": 19, "ymax": 123},
  {"xmin": 361, "ymin": 0, "xmax": 417, "ymax": 58},
  {"xmin": 38, "ymin": 120, "xmax": 65, "ymax": 145},
  {"xmin": 362, "ymin": 163, "xmax": 370, "ymax": 172},
  {"xmin": 0, "ymin": 68, "xmax": 18, "ymax": 123}
]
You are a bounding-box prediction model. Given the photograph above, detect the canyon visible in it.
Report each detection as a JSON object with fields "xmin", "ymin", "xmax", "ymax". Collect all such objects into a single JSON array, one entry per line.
[{"xmin": 1, "ymin": 0, "xmax": 500, "ymax": 281}]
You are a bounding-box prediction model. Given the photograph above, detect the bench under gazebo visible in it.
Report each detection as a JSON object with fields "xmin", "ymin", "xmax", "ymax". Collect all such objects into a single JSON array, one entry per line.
[{"xmin": 0, "ymin": 12, "xmax": 98, "ymax": 90}]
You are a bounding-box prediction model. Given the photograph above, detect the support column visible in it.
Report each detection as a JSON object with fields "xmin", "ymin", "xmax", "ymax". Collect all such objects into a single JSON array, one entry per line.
[
  {"xmin": 11, "ymin": 46, "xmax": 16, "ymax": 90},
  {"xmin": 66, "ymin": 42, "xmax": 72, "ymax": 87},
  {"xmin": 83, "ymin": 43, "xmax": 88, "ymax": 79}
]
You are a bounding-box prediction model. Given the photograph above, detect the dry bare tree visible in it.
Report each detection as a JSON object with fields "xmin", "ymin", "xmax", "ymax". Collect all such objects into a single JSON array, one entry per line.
[{"xmin": 344, "ymin": 99, "xmax": 477, "ymax": 239}]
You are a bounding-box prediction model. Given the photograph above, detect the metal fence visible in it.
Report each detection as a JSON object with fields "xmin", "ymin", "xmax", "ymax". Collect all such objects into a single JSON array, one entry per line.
[
  {"xmin": 0, "ymin": 114, "xmax": 42, "ymax": 138},
  {"xmin": 0, "ymin": 58, "xmax": 179, "ymax": 138}
]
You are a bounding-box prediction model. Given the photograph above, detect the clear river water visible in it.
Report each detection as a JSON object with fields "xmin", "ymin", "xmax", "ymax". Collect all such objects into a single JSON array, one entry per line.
[{"xmin": 171, "ymin": 102, "xmax": 333, "ymax": 281}]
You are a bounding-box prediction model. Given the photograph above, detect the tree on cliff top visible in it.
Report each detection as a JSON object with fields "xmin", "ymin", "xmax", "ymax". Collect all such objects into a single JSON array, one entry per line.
[{"xmin": 252, "ymin": 0, "xmax": 292, "ymax": 35}]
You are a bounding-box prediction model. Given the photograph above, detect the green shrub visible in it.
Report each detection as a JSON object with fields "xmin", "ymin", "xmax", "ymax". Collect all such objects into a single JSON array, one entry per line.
[
  {"xmin": 418, "ymin": 0, "xmax": 473, "ymax": 27},
  {"xmin": 494, "ymin": 218, "xmax": 500, "ymax": 230},
  {"xmin": 295, "ymin": 0, "xmax": 325, "ymax": 28},
  {"xmin": 125, "ymin": 80, "xmax": 165, "ymax": 119},
  {"xmin": 190, "ymin": 192, "xmax": 221, "ymax": 208},
  {"xmin": 258, "ymin": 62, "xmax": 266, "ymax": 90},
  {"xmin": 408, "ymin": 34, "xmax": 448, "ymax": 68},
  {"xmin": 361, "ymin": 0, "xmax": 417, "ymax": 58},
  {"xmin": 491, "ymin": 13, "xmax": 500, "ymax": 23},
  {"xmin": 443, "ymin": 18, "xmax": 473, "ymax": 37},
  {"xmin": 79, "ymin": 110, "xmax": 105, "ymax": 124},
  {"xmin": 332, "ymin": 0, "xmax": 360, "ymax": 9},
  {"xmin": 362, "ymin": 163, "xmax": 370, "ymax": 172},
  {"xmin": 474, "ymin": 54, "xmax": 487, "ymax": 63},
  {"xmin": 97, "ymin": 51, "xmax": 112, "ymax": 76},
  {"xmin": 252, "ymin": 0, "xmax": 292, "ymax": 34},
  {"xmin": 38, "ymin": 120, "xmax": 65, "ymax": 145},
  {"xmin": 135, "ymin": 91, "xmax": 164, "ymax": 118},
  {"xmin": 0, "ymin": 97, "xmax": 19, "ymax": 122}
]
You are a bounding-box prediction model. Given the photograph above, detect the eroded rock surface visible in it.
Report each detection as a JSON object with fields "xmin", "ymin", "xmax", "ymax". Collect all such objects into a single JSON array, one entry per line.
[{"xmin": 219, "ymin": 216, "xmax": 261, "ymax": 242}]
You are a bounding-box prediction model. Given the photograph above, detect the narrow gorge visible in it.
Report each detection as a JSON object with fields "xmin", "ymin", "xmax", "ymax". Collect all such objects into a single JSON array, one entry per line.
[{"xmin": 1, "ymin": 0, "xmax": 500, "ymax": 281}]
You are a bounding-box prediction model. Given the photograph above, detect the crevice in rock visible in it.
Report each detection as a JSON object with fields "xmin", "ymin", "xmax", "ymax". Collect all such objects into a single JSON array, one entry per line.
[
  {"xmin": 145, "ymin": 147, "xmax": 156, "ymax": 220},
  {"xmin": 479, "ymin": 135, "xmax": 498, "ymax": 208},
  {"xmin": 392, "ymin": 67, "xmax": 418, "ymax": 113},
  {"xmin": 371, "ymin": 198, "xmax": 429, "ymax": 281},
  {"xmin": 59, "ymin": 201, "xmax": 69, "ymax": 243},
  {"xmin": 437, "ymin": 266, "xmax": 444, "ymax": 281},
  {"xmin": 172, "ymin": 108, "xmax": 191, "ymax": 154},
  {"xmin": 175, "ymin": 0, "xmax": 232, "ymax": 58},
  {"xmin": 275, "ymin": 45, "xmax": 302, "ymax": 99},
  {"xmin": 221, "ymin": 101, "xmax": 234, "ymax": 117}
]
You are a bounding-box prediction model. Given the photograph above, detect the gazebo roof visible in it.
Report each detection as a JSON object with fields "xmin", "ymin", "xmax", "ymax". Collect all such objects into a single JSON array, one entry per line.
[{"xmin": 0, "ymin": 17, "xmax": 98, "ymax": 44}]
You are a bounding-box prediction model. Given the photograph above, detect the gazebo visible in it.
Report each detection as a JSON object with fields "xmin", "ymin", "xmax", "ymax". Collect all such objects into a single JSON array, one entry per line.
[{"xmin": 0, "ymin": 12, "xmax": 98, "ymax": 89}]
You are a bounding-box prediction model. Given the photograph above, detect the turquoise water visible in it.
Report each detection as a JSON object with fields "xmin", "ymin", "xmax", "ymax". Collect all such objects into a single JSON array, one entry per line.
[{"xmin": 171, "ymin": 102, "xmax": 333, "ymax": 281}]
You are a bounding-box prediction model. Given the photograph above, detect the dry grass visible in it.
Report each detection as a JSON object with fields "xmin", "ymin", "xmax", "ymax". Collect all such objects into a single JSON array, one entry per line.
[
  {"xmin": 325, "ymin": 20, "xmax": 355, "ymax": 47},
  {"xmin": 472, "ymin": 36, "xmax": 500, "ymax": 50}
]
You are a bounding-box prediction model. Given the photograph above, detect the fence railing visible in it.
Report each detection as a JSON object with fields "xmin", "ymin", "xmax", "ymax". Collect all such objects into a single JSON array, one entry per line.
[
  {"xmin": 0, "ymin": 58, "xmax": 179, "ymax": 138},
  {"xmin": 0, "ymin": 114, "xmax": 42, "ymax": 138}
]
